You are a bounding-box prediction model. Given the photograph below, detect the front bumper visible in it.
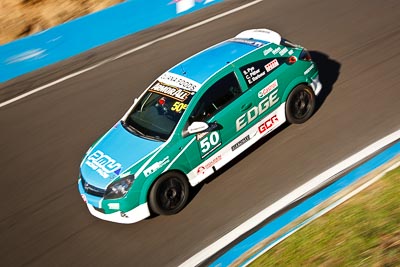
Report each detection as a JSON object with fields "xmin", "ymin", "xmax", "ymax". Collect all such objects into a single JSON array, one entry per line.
[
  {"xmin": 78, "ymin": 180, "xmax": 150, "ymax": 224},
  {"xmin": 86, "ymin": 202, "xmax": 151, "ymax": 224}
]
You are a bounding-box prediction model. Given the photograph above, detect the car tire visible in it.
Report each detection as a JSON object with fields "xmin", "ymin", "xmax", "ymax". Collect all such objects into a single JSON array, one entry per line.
[
  {"xmin": 149, "ymin": 171, "xmax": 190, "ymax": 216},
  {"xmin": 285, "ymin": 84, "xmax": 316, "ymax": 124}
]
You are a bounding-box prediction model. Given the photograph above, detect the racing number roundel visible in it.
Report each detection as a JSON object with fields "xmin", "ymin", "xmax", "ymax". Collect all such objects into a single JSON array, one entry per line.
[{"xmin": 198, "ymin": 131, "xmax": 221, "ymax": 159}]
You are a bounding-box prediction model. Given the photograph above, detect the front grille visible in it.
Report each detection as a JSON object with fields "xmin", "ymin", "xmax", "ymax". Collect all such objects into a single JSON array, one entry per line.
[{"xmin": 81, "ymin": 175, "xmax": 106, "ymax": 197}]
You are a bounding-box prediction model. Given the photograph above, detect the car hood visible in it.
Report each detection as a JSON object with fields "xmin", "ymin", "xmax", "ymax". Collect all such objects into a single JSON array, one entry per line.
[{"xmin": 80, "ymin": 122, "xmax": 163, "ymax": 190}]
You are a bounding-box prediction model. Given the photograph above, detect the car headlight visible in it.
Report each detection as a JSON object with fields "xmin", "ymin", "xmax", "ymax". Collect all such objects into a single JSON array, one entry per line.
[{"xmin": 104, "ymin": 175, "xmax": 135, "ymax": 199}]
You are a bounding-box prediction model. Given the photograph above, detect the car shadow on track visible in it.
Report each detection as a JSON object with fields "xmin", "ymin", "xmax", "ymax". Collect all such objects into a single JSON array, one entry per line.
[
  {"xmin": 187, "ymin": 51, "xmax": 341, "ymax": 208},
  {"xmin": 310, "ymin": 51, "xmax": 341, "ymax": 111}
]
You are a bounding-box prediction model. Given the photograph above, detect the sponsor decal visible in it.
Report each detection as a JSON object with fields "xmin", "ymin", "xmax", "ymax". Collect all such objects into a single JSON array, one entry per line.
[
  {"xmin": 108, "ymin": 203, "xmax": 120, "ymax": 210},
  {"xmin": 263, "ymin": 47, "xmax": 273, "ymax": 56},
  {"xmin": 258, "ymin": 79, "xmax": 278, "ymax": 98},
  {"xmin": 231, "ymin": 135, "xmax": 250, "ymax": 151},
  {"xmin": 230, "ymin": 38, "xmax": 265, "ymax": 48},
  {"xmin": 236, "ymin": 90, "xmax": 279, "ymax": 131},
  {"xmin": 143, "ymin": 156, "xmax": 170, "ymax": 177},
  {"xmin": 265, "ymin": 59, "xmax": 279, "ymax": 72},
  {"xmin": 85, "ymin": 150, "xmax": 122, "ymax": 179},
  {"xmin": 171, "ymin": 101, "xmax": 188, "ymax": 113},
  {"xmin": 279, "ymin": 47, "xmax": 288, "ymax": 56},
  {"xmin": 264, "ymin": 47, "xmax": 281, "ymax": 56},
  {"xmin": 197, "ymin": 155, "xmax": 222, "ymax": 175},
  {"xmin": 258, "ymin": 114, "xmax": 279, "ymax": 134},
  {"xmin": 159, "ymin": 72, "xmax": 200, "ymax": 91},
  {"xmin": 242, "ymin": 66, "xmax": 266, "ymax": 85},
  {"xmin": 264, "ymin": 47, "xmax": 290, "ymax": 57},
  {"xmin": 272, "ymin": 47, "xmax": 281, "ymax": 55},
  {"xmin": 149, "ymin": 81, "xmax": 191, "ymax": 102},
  {"xmin": 304, "ymin": 64, "xmax": 314, "ymax": 75}
]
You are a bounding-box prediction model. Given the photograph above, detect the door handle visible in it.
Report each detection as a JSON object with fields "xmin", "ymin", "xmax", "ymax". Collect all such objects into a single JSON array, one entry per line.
[{"xmin": 240, "ymin": 103, "xmax": 252, "ymax": 111}]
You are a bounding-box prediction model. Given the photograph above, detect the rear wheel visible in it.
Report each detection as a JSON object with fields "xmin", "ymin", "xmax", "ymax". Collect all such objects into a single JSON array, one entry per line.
[
  {"xmin": 286, "ymin": 84, "xmax": 316, "ymax": 124},
  {"xmin": 149, "ymin": 171, "xmax": 190, "ymax": 215}
]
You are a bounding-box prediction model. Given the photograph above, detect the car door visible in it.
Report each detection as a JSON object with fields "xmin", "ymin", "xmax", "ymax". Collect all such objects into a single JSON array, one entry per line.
[{"xmin": 181, "ymin": 70, "xmax": 255, "ymax": 185}]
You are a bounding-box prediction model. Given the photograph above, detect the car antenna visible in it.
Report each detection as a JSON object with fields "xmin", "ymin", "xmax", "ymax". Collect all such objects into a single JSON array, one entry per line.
[{"xmin": 181, "ymin": 65, "xmax": 187, "ymax": 76}]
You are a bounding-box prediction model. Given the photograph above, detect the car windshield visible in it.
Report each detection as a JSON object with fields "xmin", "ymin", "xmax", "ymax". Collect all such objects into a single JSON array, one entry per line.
[{"xmin": 124, "ymin": 81, "xmax": 195, "ymax": 141}]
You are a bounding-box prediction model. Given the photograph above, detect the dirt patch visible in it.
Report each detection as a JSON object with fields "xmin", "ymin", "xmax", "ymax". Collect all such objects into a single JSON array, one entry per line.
[{"xmin": 0, "ymin": 0, "xmax": 123, "ymax": 45}]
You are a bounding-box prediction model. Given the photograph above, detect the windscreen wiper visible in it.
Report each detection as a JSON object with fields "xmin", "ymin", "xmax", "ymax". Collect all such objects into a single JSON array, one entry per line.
[
  {"xmin": 121, "ymin": 121, "xmax": 144, "ymax": 137},
  {"xmin": 122, "ymin": 121, "xmax": 165, "ymax": 142}
]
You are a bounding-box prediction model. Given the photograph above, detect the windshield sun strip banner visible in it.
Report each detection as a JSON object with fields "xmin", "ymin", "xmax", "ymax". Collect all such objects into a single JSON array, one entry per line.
[
  {"xmin": 148, "ymin": 81, "xmax": 194, "ymax": 102},
  {"xmin": 158, "ymin": 72, "xmax": 201, "ymax": 92}
]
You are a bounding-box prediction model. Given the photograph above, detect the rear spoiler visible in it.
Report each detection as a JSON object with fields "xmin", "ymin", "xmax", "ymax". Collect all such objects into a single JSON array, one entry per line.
[
  {"xmin": 235, "ymin": 29, "xmax": 302, "ymax": 49},
  {"xmin": 235, "ymin": 29, "xmax": 281, "ymax": 45}
]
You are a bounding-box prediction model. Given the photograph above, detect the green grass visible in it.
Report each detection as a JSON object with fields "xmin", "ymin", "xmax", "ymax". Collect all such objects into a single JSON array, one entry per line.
[{"xmin": 250, "ymin": 167, "xmax": 400, "ymax": 267}]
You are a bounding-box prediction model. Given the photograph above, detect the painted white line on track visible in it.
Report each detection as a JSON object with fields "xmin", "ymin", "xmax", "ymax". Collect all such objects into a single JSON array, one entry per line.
[
  {"xmin": 178, "ymin": 129, "xmax": 400, "ymax": 267},
  {"xmin": 0, "ymin": 0, "xmax": 263, "ymax": 109}
]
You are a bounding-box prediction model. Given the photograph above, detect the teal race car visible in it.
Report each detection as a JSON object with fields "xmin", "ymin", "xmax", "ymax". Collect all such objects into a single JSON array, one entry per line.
[{"xmin": 78, "ymin": 29, "xmax": 322, "ymax": 224}]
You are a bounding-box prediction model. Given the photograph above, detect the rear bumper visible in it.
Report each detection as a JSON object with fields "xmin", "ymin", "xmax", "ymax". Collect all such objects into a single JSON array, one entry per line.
[{"xmin": 310, "ymin": 75, "xmax": 322, "ymax": 96}]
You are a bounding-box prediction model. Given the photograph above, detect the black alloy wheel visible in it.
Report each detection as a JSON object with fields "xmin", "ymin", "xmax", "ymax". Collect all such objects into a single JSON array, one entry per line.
[
  {"xmin": 286, "ymin": 84, "xmax": 316, "ymax": 124},
  {"xmin": 149, "ymin": 171, "xmax": 190, "ymax": 215}
]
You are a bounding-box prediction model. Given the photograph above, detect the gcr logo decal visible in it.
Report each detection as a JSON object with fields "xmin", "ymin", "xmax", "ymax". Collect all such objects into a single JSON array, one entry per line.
[
  {"xmin": 258, "ymin": 114, "xmax": 279, "ymax": 134},
  {"xmin": 169, "ymin": 0, "xmax": 217, "ymax": 14},
  {"xmin": 85, "ymin": 150, "xmax": 122, "ymax": 179}
]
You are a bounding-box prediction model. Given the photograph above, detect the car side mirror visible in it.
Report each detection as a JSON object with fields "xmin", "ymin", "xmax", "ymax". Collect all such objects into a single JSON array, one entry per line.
[
  {"xmin": 182, "ymin": 121, "xmax": 220, "ymax": 138},
  {"xmin": 187, "ymin": 121, "xmax": 209, "ymax": 134}
]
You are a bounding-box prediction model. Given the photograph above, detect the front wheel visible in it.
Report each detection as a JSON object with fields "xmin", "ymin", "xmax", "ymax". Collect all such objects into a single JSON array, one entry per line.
[
  {"xmin": 285, "ymin": 84, "xmax": 316, "ymax": 124},
  {"xmin": 149, "ymin": 171, "xmax": 190, "ymax": 215}
]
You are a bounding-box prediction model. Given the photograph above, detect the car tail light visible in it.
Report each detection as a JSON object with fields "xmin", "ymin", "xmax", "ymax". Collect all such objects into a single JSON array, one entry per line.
[
  {"xmin": 287, "ymin": 56, "xmax": 297, "ymax": 64},
  {"xmin": 300, "ymin": 49, "xmax": 312, "ymax": 61}
]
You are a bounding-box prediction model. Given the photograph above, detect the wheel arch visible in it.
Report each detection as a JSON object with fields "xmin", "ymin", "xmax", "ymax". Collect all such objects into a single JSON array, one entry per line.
[
  {"xmin": 282, "ymin": 76, "xmax": 311, "ymax": 103},
  {"xmin": 139, "ymin": 169, "xmax": 190, "ymax": 204}
]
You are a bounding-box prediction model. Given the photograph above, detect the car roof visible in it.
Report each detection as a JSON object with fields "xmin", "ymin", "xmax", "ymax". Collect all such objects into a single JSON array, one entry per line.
[{"xmin": 168, "ymin": 38, "xmax": 269, "ymax": 85}]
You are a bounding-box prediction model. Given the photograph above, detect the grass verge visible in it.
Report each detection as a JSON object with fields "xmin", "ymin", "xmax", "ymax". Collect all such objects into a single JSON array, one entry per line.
[{"xmin": 250, "ymin": 166, "xmax": 400, "ymax": 266}]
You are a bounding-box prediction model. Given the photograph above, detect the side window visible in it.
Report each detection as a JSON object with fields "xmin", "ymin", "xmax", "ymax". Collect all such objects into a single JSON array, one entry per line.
[
  {"xmin": 240, "ymin": 58, "xmax": 285, "ymax": 88},
  {"xmin": 190, "ymin": 72, "xmax": 242, "ymax": 122}
]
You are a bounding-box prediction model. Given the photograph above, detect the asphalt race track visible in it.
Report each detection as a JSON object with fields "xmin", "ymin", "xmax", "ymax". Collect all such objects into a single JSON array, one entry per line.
[{"xmin": 1, "ymin": 0, "xmax": 399, "ymax": 266}]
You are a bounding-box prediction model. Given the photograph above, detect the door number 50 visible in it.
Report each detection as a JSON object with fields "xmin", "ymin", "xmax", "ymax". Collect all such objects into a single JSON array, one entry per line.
[{"xmin": 200, "ymin": 132, "xmax": 220, "ymax": 153}]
